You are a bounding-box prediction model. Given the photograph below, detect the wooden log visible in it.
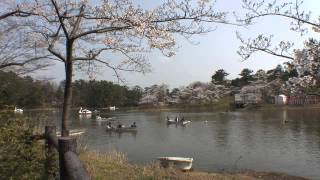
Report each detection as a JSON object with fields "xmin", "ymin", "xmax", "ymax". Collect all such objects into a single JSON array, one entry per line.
[
  {"xmin": 45, "ymin": 126, "xmax": 58, "ymax": 179},
  {"xmin": 58, "ymin": 137, "xmax": 77, "ymax": 180},
  {"xmin": 64, "ymin": 151, "xmax": 90, "ymax": 180}
]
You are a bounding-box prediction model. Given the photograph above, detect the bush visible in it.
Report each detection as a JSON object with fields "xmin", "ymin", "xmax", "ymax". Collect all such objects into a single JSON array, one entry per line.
[{"xmin": 0, "ymin": 114, "xmax": 46, "ymax": 179}]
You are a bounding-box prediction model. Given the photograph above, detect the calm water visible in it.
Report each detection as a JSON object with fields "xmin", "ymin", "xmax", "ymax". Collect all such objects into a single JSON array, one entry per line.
[{"xmin": 20, "ymin": 108, "xmax": 320, "ymax": 179}]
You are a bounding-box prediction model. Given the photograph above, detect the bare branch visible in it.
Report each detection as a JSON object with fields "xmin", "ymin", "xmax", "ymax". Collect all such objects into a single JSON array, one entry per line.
[{"xmin": 237, "ymin": 32, "xmax": 294, "ymax": 60}]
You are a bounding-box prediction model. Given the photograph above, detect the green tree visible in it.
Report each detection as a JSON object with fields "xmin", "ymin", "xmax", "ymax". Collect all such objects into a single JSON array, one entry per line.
[
  {"xmin": 239, "ymin": 68, "xmax": 254, "ymax": 85},
  {"xmin": 211, "ymin": 69, "xmax": 229, "ymax": 84}
]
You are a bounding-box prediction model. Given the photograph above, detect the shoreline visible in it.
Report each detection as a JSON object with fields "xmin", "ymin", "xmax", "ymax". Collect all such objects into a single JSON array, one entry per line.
[{"xmin": 80, "ymin": 150, "xmax": 309, "ymax": 180}]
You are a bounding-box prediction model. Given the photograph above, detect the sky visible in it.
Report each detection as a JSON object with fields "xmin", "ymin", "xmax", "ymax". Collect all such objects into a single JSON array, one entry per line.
[{"xmin": 34, "ymin": 0, "xmax": 320, "ymax": 89}]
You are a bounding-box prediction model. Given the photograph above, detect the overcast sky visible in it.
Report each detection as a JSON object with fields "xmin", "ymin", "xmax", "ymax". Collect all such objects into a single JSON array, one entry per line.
[{"xmin": 34, "ymin": 0, "xmax": 320, "ymax": 89}]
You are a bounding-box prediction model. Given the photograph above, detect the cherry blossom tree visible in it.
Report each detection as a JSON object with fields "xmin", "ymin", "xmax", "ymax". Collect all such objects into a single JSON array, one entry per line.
[
  {"xmin": 0, "ymin": 1, "xmax": 52, "ymax": 74},
  {"xmin": 237, "ymin": 0, "xmax": 319, "ymax": 61},
  {"xmin": 236, "ymin": 0, "xmax": 320, "ymax": 96},
  {"xmin": 2, "ymin": 0, "xmax": 234, "ymax": 136}
]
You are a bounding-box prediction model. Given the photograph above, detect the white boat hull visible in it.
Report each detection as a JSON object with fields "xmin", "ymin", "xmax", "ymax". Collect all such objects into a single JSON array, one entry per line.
[
  {"xmin": 56, "ymin": 129, "xmax": 86, "ymax": 137},
  {"xmin": 182, "ymin": 120, "xmax": 191, "ymax": 125},
  {"xmin": 157, "ymin": 157, "xmax": 193, "ymax": 171}
]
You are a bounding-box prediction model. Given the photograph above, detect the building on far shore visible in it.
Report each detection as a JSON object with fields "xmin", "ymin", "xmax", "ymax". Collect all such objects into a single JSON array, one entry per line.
[
  {"xmin": 287, "ymin": 94, "xmax": 320, "ymax": 105},
  {"xmin": 234, "ymin": 85, "xmax": 263, "ymax": 107},
  {"xmin": 274, "ymin": 94, "xmax": 288, "ymax": 105}
]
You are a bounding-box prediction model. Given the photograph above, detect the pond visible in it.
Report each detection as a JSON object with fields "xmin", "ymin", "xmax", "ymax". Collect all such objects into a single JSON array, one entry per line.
[{"xmin": 16, "ymin": 107, "xmax": 320, "ymax": 179}]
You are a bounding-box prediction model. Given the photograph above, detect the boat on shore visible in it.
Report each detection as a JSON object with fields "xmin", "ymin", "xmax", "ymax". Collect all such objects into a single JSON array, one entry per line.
[
  {"xmin": 56, "ymin": 129, "xmax": 86, "ymax": 137},
  {"xmin": 157, "ymin": 157, "xmax": 193, "ymax": 171}
]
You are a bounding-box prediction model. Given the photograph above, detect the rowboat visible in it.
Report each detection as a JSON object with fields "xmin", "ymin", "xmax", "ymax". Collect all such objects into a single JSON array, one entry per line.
[
  {"xmin": 56, "ymin": 129, "xmax": 86, "ymax": 137},
  {"xmin": 167, "ymin": 119, "xmax": 178, "ymax": 124},
  {"xmin": 96, "ymin": 115, "xmax": 115, "ymax": 121},
  {"xmin": 181, "ymin": 120, "xmax": 191, "ymax": 125},
  {"xmin": 106, "ymin": 126, "xmax": 137, "ymax": 132},
  {"xmin": 167, "ymin": 118, "xmax": 191, "ymax": 125},
  {"xmin": 157, "ymin": 157, "xmax": 193, "ymax": 171}
]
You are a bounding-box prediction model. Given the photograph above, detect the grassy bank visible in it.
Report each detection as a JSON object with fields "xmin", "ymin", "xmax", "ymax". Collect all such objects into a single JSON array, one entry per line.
[{"xmin": 80, "ymin": 150, "xmax": 308, "ymax": 180}]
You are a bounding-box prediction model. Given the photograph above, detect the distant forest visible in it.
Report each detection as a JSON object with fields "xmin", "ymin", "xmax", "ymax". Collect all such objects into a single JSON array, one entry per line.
[
  {"xmin": 0, "ymin": 71, "xmax": 142, "ymax": 108},
  {"xmin": 0, "ymin": 63, "xmax": 302, "ymax": 109}
]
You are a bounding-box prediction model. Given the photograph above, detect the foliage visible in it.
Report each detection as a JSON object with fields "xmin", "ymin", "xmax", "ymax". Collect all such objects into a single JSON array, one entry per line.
[
  {"xmin": 211, "ymin": 69, "xmax": 229, "ymax": 85},
  {"xmin": 0, "ymin": 71, "xmax": 143, "ymax": 109},
  {"xmin": 231, "ymin": 68, "xmax": 254, "ymax": 87},
  {"xmin": 72, "ymin": 80, "xmax": 142, "ymax": 108},
  {"xmin": 0, "ymin": 71, "xmax": 59, "ymax": 108},
  {"xmin": 0, "ymin": 114, "xmax": 46, "ymax": 179}
]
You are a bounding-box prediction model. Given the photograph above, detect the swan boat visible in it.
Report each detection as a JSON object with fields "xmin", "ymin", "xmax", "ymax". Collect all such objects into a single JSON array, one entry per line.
[
  {"xmin": 79, "ymin": 107, "xmax": 92, "ymax": 114},
  {"xmin": 157, "ymin": 157, "xmax": 193, "ymax": 171},
  {"xmin": 14, "ymin": 107, "xmax": 23, "ymax": 113}
]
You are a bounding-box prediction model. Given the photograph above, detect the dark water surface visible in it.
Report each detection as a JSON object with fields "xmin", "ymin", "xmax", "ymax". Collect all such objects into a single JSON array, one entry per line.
[{"xmin": 20, "ymin": 108, "xmax": 320, "ymax": 179}]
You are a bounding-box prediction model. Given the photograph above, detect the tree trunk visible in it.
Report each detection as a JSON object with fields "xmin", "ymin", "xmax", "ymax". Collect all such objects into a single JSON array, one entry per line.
[{"xmin": 61, "ymin": 40, "xmax": 74, "ymax": 137}]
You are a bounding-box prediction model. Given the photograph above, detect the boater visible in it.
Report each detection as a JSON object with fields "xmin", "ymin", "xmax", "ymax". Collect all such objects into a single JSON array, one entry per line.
[
  {"xmin": 131, "ymin": 122, "xmax": 137, "ymax": 128},
  {"xmin": 107, "ymin": 122, "xmax": 112, "ymax": 129}
]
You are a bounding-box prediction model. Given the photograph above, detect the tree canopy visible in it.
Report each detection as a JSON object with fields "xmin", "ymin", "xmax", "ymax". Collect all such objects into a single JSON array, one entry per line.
[{"xmin": 211, "ymin": 69, "xmax": 229, "ymax": 85}]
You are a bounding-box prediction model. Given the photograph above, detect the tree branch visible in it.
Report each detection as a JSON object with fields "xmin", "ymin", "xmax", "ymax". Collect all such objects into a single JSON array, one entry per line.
[{"xmin": 50, "ymin": 0, "xmax": 69, "ymax": 39}]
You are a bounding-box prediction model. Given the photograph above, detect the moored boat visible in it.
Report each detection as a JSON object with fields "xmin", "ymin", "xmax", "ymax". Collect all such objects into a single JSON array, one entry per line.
[
  {"xmin": 157, "ymin": 157, "xmax": 193, "ymax": 171},
  {"xmin": 56, "ymin": 129, "xmax": 86, "ymax": 137}
]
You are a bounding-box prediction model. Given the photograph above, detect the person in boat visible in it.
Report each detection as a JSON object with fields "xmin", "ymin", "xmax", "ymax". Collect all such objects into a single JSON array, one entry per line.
[
  {"xmin": 106, "ymin": 122, "xmax": 112, "ymax": 129},
  {"xmin": 117, "ymin": 123, "xmax": 122, "ymax": 129},
  {"xmin": 167, "ymin": 116, "xmax": 169, "ymax": 121},
  {"xmin": 131, "ymin": 122, "xmax": 137, "ymax": 128},
  {"xmin": 181, "ymin": 116, "xmax": 185, "ymax": 122}
]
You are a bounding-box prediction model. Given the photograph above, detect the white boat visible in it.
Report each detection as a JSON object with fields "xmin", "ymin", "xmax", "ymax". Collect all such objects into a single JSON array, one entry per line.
[
  {"xmin": 96, "ymin": 115, "xmax": 114, "ymax": 121},
  {"xmin": 14, "ymin": 106, "xmax": 23, "ymax": 113},
  {"xmin": 166, "ymin": 117, "xmax": 190, "ymax": 125},
  {"xmin": 182, "ymin": 120, "xmax": 191, "ymax": 125},
  {"xmin": 167, "ymin": 119, "xmax": 178, "ymax": 124},
  {"xmin": 79, "ymin": 107, "xmax": 92, "ymax": 114},
  {"xmin": 157, "ymin": 157, "xmax": 193, "ymax": 171},
  {"xmin": 56, "ymin": 129, "xmax": 86, "ymax": 137},
  {"xmin": 109, "ymin": 106, "xmax": 116, "ymax": 111}
]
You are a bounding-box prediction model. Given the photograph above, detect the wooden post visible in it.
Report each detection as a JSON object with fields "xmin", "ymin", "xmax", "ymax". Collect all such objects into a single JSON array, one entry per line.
[
  {"xmin": 58, "ymin": 137, "xmax": 77, "ymax": 180},
  {"xmin": 45, "ymin": 126, "xmax": 57, "ymax": 179}
]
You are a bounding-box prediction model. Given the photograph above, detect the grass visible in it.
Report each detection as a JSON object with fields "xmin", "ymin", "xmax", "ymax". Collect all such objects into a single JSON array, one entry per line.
[{"xmin": 80, "ymin": 150, "xmax": 308, "ymax": 180}]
